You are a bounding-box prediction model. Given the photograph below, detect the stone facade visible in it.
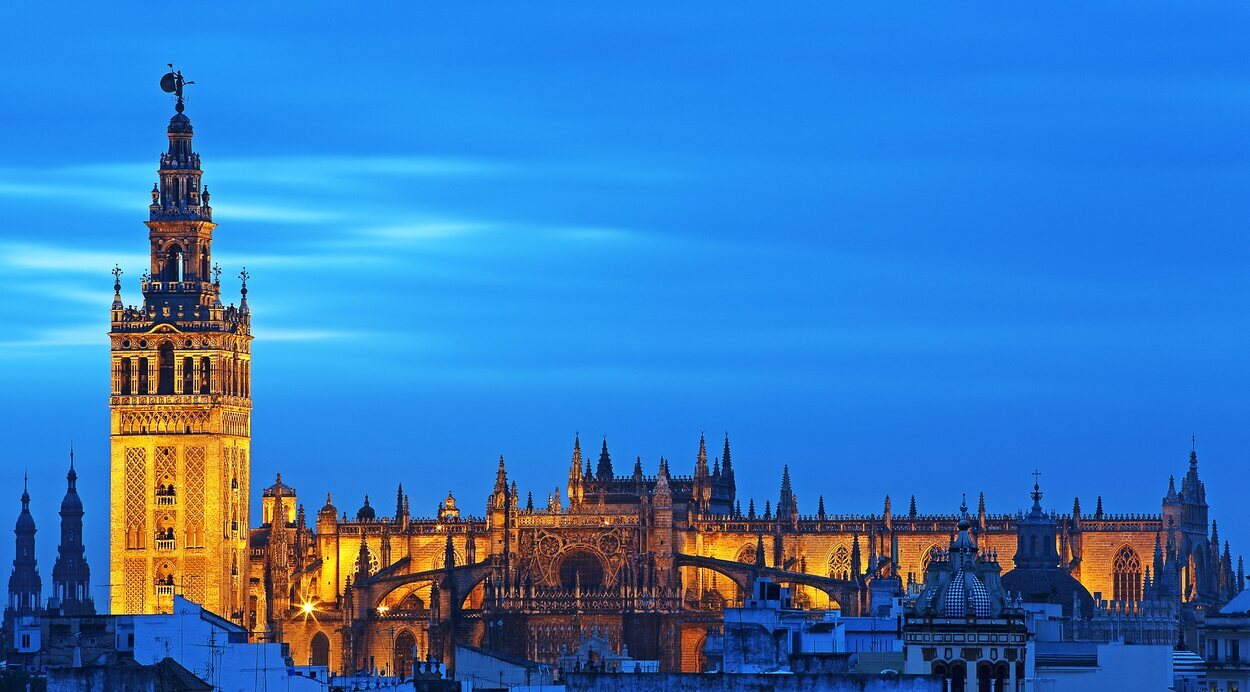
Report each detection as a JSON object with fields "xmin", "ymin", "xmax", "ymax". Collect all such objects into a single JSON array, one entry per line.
[{"xmin": 107, "ymin": 86, "xmax": 251, "ymax": 620}]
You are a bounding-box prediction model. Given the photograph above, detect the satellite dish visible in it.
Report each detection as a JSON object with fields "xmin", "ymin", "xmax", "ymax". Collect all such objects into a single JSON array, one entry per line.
[{"xmin": 160, "ymin": 72, "xmax": 178, "ymax": 94}]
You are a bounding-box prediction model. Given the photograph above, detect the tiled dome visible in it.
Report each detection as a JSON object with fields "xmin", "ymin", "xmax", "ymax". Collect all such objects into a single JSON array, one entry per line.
[{"xmin": 943, "ymin": 567, "xmax": 993, "ymax": 618}]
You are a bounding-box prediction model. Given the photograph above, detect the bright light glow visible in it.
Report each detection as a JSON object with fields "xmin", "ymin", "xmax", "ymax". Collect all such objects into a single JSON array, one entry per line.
[
  {"xmin": 300, "ymin": 599, "xmax": 317, "ymax": 616},
  {"xmin": 377, "ymin": 605, "xmax": 390, "ymax": 615}
]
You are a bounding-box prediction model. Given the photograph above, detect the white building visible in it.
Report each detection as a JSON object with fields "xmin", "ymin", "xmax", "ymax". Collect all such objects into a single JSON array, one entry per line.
[
  {"xmin": 121, "ymin": 596, "xmax": 323, "ymax": 691},
  {"xmin": 1201, "ymin": 589, "xmax": 1250, "ymax": 692}
]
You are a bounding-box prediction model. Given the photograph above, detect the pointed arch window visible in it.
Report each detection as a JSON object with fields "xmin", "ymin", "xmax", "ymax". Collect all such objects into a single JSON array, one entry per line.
[
  {"xmin": 310, "ymin": 631, "xmax": 330, "ymax": 667},
  {"xmin": 1113, "ymin": 546, "xmax": 1142, "ymax": 601},
  {"xmin": 829, "ymin": 546, "xmax": 850, "ymax": 580},
  {"xmin": 394, "ymin": 630, "xmax": 416, "ymax": 678},
  {"xmin": 921, "ymin": 545, "xmax": 940, "ymax": 575}
]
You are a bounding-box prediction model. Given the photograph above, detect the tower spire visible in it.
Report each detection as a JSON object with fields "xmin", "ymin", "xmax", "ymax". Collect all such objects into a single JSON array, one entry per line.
[
  {"xmin": 8, "ymin": 472, "xmax": 40, "ymax": 617},
  {"xmin": 111, "ymin": 265, "xmax": 124, "ymax": 310},
  {"xmin": 52, "ymin": 450, "xmax": 94, "ymax": 616},
  {"xmin": 695, "ymin": 433, "xmax": 709, "ymax": 476},
  {"xmin": 596, "ymin": 437, "xmax": 613, "ymax": 481}
]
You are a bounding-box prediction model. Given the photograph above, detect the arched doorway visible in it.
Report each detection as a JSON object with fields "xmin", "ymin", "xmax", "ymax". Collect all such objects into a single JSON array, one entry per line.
[
  {"xmin": 310, "ymin": 631, "xmax": 330, "ymax": 667},
  {"xmin": 394, "ymin": 630, "xmax": 416, "ymax": 679},
  {"xmin": 559, "ymin": 551, "xmax": 604, "ymax": 590}
]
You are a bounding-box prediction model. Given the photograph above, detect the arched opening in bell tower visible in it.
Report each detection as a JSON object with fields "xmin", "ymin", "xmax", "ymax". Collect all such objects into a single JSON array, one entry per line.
[
  {"xmin": 157, "ymin": 342, "xmax": 175, "ymax": 395},
  {"xmin": 164, "ymin": 245, "xmax": 184, "ymax": 283},
  {"xmin": 199, "ymin": 356, "xmax": 211, "ymax": 394},
  {"xmin": 119, "ymin": 358, "xmax": 132, "ymax": 395}
]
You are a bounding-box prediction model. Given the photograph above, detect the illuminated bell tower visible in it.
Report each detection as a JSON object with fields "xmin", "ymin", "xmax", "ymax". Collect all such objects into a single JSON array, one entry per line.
[{"xmin": 108, "ymin": 70, "xmax": 251, "ymax": 621}]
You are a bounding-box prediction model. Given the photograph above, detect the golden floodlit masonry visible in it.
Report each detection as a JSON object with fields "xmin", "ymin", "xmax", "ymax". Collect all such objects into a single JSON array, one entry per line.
[{"xmin": 108, "ymin": 77, "xmax": 250, "ymax": 620}]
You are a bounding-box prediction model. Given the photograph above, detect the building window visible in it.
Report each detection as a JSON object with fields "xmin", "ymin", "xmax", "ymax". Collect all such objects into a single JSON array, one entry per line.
[
  {"xmin": 829, "ymin": 546, "xmax": 850, "ymax": 580},
  {"xmin": 1112, "ymin": 545, "xmax": 1142, "ymax": 602},
  {"xmin": 558, "ymin": 551, "xmax": 605, "ymax": 590},
  {"xmin": 120, "ymin": 358, "xmax": 132, "ymax": 395},
  {"xmin": 310, "ymin": 631, "xmax": 330, "ymax": 667},
  {"xmin": 394, "ymin": 630, "xmax": 416, "ymax": 678},
  {"xmin": 200, "ymin": 356, "xmax": 211, "ymax": 394}
]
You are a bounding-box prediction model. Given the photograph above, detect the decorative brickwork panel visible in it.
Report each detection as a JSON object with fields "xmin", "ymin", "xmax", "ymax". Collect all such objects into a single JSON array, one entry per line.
[
  {"xmin": 155, "ymin": 445, "xmax": 177, "ymax": 487},
  {"xmin": 185, "ymin": 446, "xmax": 205, "ymax": 548},
  {"xmin": 124, "ymin": 558, "xmax": 146, "ymax": 612},
  {"xmin": 124, "ymin": 448, "xmax": 146, "ymax": 549},
  {"xmin": 223, "ymin": 448, "xmax": 234, "ymax": 537},
  {"xmin": 239, "ymin": 449, "xmax": 249, "ymax": 529},
  {"xmin": 120, "ymin": 410, "xmax": 210, "ymax": 435},
  {"xmin": 184, "ymin": 557, "xmax": 206, "ymax": 604},
  {"xmin": 224, "ymin": 411, "xmax": 248, "ymax": 437}
]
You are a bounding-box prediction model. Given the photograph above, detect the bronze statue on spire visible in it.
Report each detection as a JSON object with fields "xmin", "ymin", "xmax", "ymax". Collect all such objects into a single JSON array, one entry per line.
[{"xmin": 160, "ymin": 65, "xmax": 195, "ymax": 111}]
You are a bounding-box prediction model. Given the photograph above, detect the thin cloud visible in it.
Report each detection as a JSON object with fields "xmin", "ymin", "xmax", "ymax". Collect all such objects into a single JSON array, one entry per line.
[
  {"xmin": 0, "ymin": 326, "xmax": 102, "ymax": 351},
  {"xmin": 0, "ymin": 243, "xmax": 146, "ymax": 274},
  {"xmin": 251, "ymin": 328, "xmax": 362, "ymax": 341}
]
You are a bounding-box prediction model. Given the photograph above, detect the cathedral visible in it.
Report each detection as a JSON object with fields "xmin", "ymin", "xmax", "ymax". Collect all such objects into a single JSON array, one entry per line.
[{"xmin": 66, "ymin": 84, "xmax": 1245, "ymax": 677}]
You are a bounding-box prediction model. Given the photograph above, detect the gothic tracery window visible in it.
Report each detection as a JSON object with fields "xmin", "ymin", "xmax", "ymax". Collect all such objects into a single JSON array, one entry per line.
[
  {"xmin": 1113, "ymin": 545, "xmax": 1142, "ymax": 602},
  {"xmin": 921, "ymin": 544, "xmax": 939, "ymax": 574},
  {"xmin": 829, "ymin": 545, "xmax": 850, "ymax": 580},
  {"xmin": 559, "ymin": 551, "xmax": 605, "ymax": 590}
]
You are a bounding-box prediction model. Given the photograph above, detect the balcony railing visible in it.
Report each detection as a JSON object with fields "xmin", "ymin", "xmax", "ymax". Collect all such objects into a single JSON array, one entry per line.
[
  {"xmin": 155, "ymin": 494, "xmax": 177, "ymax": 506},
  {"xmin": 155, "ymin": 584, "xmax": 175, "ymax": 597},
  {"xmin": 155, "ymin": 539, "xmax": 175, "ymax": 551}
]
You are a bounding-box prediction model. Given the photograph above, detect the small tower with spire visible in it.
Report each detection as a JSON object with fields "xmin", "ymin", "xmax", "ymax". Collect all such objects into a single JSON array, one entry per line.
[
  {"xmin": 693, "ymin": 434, "xmax": 712, "ymax": 514},
  {"xmin": 596, "ymin": 438, "xmax": 614, "ymax": 483},
  {"xmin": 7, "ymin": 473, "xmax": 41, "ymax": 617},
  {"xmin": 567, "ymin": 434, "xmax": 584, "ymax": 508},
  {"xmin": 51, "ymin": 448, "xmax": 95, "ymax": 616},
  {"xmin": 776, "ymin": 466, "xmax": 798, "ymax": 530}
]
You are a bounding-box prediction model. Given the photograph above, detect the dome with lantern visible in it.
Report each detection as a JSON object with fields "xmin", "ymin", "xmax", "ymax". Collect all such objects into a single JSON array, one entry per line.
[{"xmin": 913, "ymin": 497, "xmax": 1018, "ymax": 619}]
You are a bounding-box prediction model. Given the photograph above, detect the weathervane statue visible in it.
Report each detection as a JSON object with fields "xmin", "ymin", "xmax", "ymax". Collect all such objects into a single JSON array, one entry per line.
[{"xmin": 159, "ymin": 64, "xmax": 194, "ymax": 111}]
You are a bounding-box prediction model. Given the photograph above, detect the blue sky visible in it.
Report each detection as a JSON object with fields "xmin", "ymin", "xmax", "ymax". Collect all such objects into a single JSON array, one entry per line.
[{"xmin": 1, "ymin": 4, "xmax": 1249, "ymax": 601}]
